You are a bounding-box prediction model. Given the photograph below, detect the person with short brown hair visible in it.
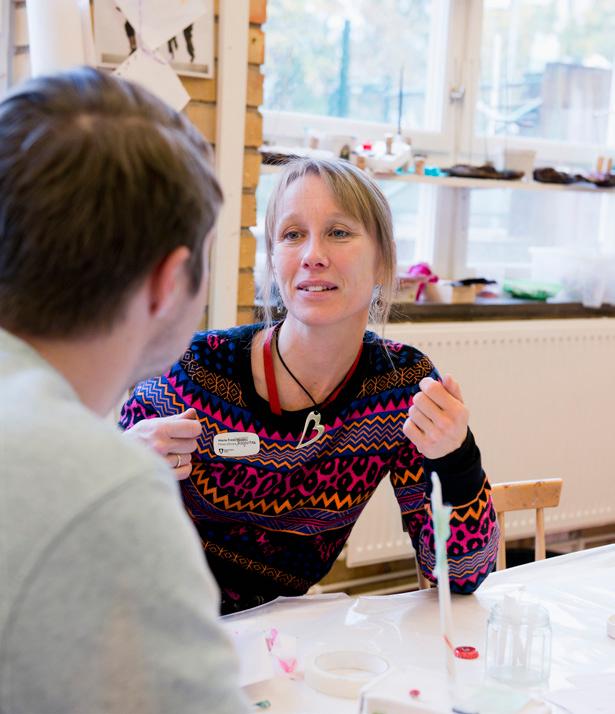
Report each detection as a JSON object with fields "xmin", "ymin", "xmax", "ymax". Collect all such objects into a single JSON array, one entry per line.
[
  {"xmin": 0, "ymin": 67, "xmax": 247, "ymax": 714},
  {"xmin": 0, "ymin": 67, "xmax": 218, "ymax": 339}
]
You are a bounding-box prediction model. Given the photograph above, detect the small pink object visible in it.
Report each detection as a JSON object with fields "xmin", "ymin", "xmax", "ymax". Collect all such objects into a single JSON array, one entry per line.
[
  {"xmin": 265, "ymin": 628, "xmax": 278, "ymax": 652},
  {"xmin": 409, "ymin": 689, "xmax": 421, "ymax": 698},
  {"xmin": 406, "ymin": 262, "xmax": 438, "ymax": 300},
  {"xmin": 278, "ymin": 657, "xmax": 298, "ymax": 674},
  {"xmin": 407, "ymin": 262, "xmax": 432, "ymax": 278}
]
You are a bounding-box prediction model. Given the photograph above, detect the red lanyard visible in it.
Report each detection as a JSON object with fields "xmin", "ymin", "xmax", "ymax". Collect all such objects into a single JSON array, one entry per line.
[
  {"xmin": 262, "ymin": 323, "xmax": 363, "ymax": 416},
  {"xmin": 263, "ymin": 325, "xmax": 282, "ymax": 415}
]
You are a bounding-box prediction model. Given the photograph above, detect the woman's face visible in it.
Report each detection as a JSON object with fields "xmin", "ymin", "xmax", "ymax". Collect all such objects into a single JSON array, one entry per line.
[{"xmin": 272, "ymin": 173, "xmax": 382, "ymax": 331}]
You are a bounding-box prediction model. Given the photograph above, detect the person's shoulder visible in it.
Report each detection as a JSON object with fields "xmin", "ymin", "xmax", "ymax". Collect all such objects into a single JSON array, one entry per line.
[
  {"xmin": 48, "ymin": 403, "xmax": 171, "ymax": 496},
  {"xmin": 189, "ymin": 323, "xmax": 262, "ymax": 350},
  {"xmin": 183, "ymin": 323, "xmax": 262, "ymax": 360},
  {"xmin": 0, "ymin": 444, "xmax": 249, "ymax": 714},
  {"xmin": 363, "ymin": 330, "xmax": 436, "ymax": 377},
  {"xmin": 5, "ymin": 385, "xmax": 184, "ymax": 558},
  {"xmin": 1, "ymin": 396, "xmax": 177, "ymax": 622},
  {"xmin": 175, "ymin": 323, "xmax": 265, "ymax": 382}
]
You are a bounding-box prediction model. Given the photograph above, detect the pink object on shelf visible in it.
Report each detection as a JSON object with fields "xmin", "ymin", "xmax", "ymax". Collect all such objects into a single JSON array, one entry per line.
[{"xmin": 406, "ymin": 262, "xmax": 438, "ymax": 300}]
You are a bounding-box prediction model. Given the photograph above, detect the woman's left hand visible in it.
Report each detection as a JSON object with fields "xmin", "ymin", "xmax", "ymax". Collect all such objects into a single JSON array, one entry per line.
[{"xmin": 403, "ymin": 375, "xmax": 469, "ymax": 459}]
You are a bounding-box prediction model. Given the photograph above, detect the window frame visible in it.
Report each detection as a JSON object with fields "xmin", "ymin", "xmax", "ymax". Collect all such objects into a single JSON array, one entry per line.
[{"xmin": 262, "ymin": 0, "xmax": 459, "ymax": 158}]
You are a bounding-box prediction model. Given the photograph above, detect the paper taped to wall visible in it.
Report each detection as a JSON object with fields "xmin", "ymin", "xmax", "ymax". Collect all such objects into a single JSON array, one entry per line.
[
  {"xmin": 114, "ymin": 49, "xmax": 189, "ymax": 111},
  {"xmin": 115, "ymin": 0, "xmax": 208, "ymax": 51}
]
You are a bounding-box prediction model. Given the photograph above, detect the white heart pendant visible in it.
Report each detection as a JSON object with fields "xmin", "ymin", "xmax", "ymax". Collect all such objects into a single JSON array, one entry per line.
[{"xmin": 296, "ymin": 410, "xmax": 325, "ymax": 449}]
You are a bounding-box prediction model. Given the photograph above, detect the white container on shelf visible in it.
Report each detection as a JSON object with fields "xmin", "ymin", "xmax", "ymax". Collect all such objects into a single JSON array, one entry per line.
[
  {"xmin": 423, "ymin": 281, "xmax": 475, "ymax": 304},
  {"xmin": 505, "ymin": 149, "xmax": 536, "ymax": 177},
  {"xmin": 494, "ymin": 148, "xmax": 536, "ymax": 179}
]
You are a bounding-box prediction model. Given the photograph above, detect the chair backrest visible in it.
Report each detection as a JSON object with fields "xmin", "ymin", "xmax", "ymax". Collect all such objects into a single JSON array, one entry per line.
[
  {"xmin": 490, "ymin": 478, "xmax": 563, "ymax": 570},
  {"xmin": 415, "ymin": 477, "xmax": 563, "ymax": 588},
  {"xmin": 416, "ymin": 567, "xmax": 431, "ymax": 590}
]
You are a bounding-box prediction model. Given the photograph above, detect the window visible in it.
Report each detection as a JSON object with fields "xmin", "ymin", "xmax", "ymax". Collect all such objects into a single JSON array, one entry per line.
[
  {"xmin": 477, "ymin": 0, "xmax": 615, "ymax": 146},
  {"xmin": 264, "ymin": 0, "xmax": 440, "ymax": 131},
  {"xmin": 258, "ymin": 0, "xmax": 615, "ymax": 292},
  {"xmin": 262, "ymin": 0, "xmax": 452, "ymax": 152}
]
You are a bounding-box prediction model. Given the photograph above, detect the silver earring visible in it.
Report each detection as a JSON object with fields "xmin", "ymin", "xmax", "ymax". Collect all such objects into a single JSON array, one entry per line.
[{"xmin": 372, "ymin": 283, "xmax": 383, "ymax": 300}]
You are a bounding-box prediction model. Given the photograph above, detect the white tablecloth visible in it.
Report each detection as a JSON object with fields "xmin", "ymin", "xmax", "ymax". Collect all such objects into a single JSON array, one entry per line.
[{"xmin": 223, "ymin": 545, "xmax": 615, "ymax": 713}]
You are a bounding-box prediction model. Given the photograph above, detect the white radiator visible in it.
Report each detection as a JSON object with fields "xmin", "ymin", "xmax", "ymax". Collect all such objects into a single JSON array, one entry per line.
[{"xmin": 346, "ymin": 318, "xmax": 615, "ymax": 567}]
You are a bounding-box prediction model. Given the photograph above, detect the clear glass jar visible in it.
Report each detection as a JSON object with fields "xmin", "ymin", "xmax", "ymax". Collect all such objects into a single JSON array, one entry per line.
[{"xmin": 485, "ymin": 599, "xmax": 551, "ymax": 687}]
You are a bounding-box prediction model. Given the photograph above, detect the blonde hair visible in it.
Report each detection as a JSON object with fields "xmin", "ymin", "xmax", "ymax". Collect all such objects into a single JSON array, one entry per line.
[{"xmin": 262, "ymin": 157, "xmax": 396, "ymax": 329}]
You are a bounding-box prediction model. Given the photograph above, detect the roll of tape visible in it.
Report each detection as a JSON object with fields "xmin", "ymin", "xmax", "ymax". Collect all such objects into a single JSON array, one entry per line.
[
  {"xmin": 304, "ymin": 650, "xmax": 390, "ymax": 699},
  {"xmin": 606, "ymin": 614, "xmax": 615, "ymax": 639}
]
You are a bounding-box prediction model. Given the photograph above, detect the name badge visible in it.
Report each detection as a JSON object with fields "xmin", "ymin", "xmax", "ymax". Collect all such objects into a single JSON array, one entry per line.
[{"xmin": 213, "ymin": 432, "xmax": 260, "ymax": 457}]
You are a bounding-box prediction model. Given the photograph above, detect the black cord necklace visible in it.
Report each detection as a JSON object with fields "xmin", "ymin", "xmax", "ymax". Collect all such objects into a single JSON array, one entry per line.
[
  {"xmin": 273, "ymin": 327, "xmax": 319, "ymax": 408},
  {"xmin": 265, "ymin": 322, "xmax": 363, "ymax": 449},
  {"xmin": 273, "ymin": 322, "xmax": 362, "ymax": 411}
]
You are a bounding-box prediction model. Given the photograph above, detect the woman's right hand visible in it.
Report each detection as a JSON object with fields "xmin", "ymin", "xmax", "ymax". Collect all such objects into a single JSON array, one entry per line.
[
  {"xmin": 403, "ymin": 375, "xmax": 469, "ymax": 460},
  {"xmin": 124, "ymin": 408, "xmax": 202, "ymax": 480}
]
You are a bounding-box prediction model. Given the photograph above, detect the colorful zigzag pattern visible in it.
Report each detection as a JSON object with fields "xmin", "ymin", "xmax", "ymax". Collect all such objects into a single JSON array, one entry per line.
[{"xmin": 120, "ymin": 323, "xmax": 498, "ymax": 613}]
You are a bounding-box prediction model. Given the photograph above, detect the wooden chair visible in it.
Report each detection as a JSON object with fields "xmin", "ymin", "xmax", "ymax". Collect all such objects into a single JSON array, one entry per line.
[
  {"xmin": 415, "ymin": 477, "xmax": 563, "ymax": 587},
  {"xmin": 416, "ymin": 566, "xmax": 431, "ymax": 590},
  {"xmin": 491, "ymin": 478, "xmax": 563, "ymax": 570}
]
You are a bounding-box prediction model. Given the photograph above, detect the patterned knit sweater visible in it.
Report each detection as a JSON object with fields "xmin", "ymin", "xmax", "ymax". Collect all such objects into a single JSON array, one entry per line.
[{"xmin": 120, "ymin": 323, "xmax": 498, "ymax": 613}]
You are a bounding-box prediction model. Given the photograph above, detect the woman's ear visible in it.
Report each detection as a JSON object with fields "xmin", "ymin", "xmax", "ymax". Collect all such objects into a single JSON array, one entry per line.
[{"xmin": 147, "ymin": 246, "xmax": 192, "ymax": 318}]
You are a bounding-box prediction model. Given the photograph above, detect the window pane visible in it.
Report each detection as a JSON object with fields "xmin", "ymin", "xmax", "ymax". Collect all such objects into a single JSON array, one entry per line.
[
  {"xmin": 477, "ymin": 0, "xmax": 615, "ymax": 145},
  {"xmin": 378, "ymin": 181, "xmax": 421, "ymax": 268},
  {"xmin": 466, "ymin": 189, "xmax": 605, "ymax": 278},
  {"xmin": 263, "ymin": 0, "xmax": 439, "ymax": 131}
]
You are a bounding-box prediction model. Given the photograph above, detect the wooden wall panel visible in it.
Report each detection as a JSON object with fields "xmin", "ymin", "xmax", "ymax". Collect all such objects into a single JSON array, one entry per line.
[{"xmin": 186, "ymin": 0, "xmax": 264, "ymax": 323}]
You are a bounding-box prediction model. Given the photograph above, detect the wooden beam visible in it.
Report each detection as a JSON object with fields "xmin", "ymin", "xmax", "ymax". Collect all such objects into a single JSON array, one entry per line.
[
  {"xmin": 208, "ymin": 0, "xmax": 249, "ymax": 329},
  {"xmin": 181, "ymin": 64, "xmax": 262, "ymax": 107},
  {"xmin": 249, "ymin": 0, "xmax": 267, "ymax": 24},
  {"xmin": 248, "ymin": 27, "xmax": 264, "ymax": 65}
]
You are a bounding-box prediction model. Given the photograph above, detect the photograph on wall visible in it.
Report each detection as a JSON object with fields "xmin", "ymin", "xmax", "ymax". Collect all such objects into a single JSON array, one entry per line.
[{"xmin": 93, "ymin": 0, "xmax": 214, "ymax": 78}]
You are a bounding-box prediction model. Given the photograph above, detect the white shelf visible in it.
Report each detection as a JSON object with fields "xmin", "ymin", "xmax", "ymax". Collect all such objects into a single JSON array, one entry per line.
[
  {"xmin": 261, "ymin": 162, "xmax": 614, "ymax": 193},
  {"xmin": 374, "ymin": 172, "xmax": 614, "ymax": 193}
]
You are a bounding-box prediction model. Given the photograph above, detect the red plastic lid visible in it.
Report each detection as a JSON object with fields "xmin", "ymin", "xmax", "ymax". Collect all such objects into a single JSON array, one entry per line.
[{"xmin": 454, "ymin": 645, "xmax": 479, "ymax": 660}]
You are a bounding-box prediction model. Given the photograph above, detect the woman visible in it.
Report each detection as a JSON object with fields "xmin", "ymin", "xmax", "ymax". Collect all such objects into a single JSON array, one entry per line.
[{"xmin": 121, "ymin": 158, "xmax": 498, "ymax": 614}]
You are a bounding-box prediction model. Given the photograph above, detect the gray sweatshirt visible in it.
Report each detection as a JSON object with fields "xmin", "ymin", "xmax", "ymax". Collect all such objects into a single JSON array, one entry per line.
[{"xmin": 0, "ymin": 329, "xmax": 248, "ymax": 714}]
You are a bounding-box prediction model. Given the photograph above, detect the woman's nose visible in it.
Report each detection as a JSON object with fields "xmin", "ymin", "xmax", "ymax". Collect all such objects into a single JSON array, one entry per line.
[{"xmin": 301, "ymin": 233, "xmax": 329, "ymax": 268}]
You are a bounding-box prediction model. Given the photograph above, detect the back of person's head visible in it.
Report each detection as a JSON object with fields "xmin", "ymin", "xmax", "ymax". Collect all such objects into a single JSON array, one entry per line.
[{"xmin": 0, "ymin": 66, "xmax": 222, "ymax": 338}]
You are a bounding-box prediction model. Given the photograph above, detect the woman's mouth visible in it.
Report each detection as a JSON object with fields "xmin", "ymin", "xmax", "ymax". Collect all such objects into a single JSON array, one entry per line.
[{"xmin": 296, "ymin": 282, "xmax": 337, "ymax": 292}]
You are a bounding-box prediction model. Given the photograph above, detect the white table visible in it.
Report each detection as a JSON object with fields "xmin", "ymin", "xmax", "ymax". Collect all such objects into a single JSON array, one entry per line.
[{"xmin": 223, "ymin": 545, "xmax": 615, "ymax": 713}]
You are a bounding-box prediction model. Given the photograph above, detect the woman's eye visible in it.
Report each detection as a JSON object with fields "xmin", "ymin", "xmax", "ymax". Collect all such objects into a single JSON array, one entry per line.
[
  {"xmin": 331, "ymin": 228, "xmax": 350, "ymax": 238},
  {"xmin": 282, "ymin": 230, "xmax": 301, "ymax": 241}
]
